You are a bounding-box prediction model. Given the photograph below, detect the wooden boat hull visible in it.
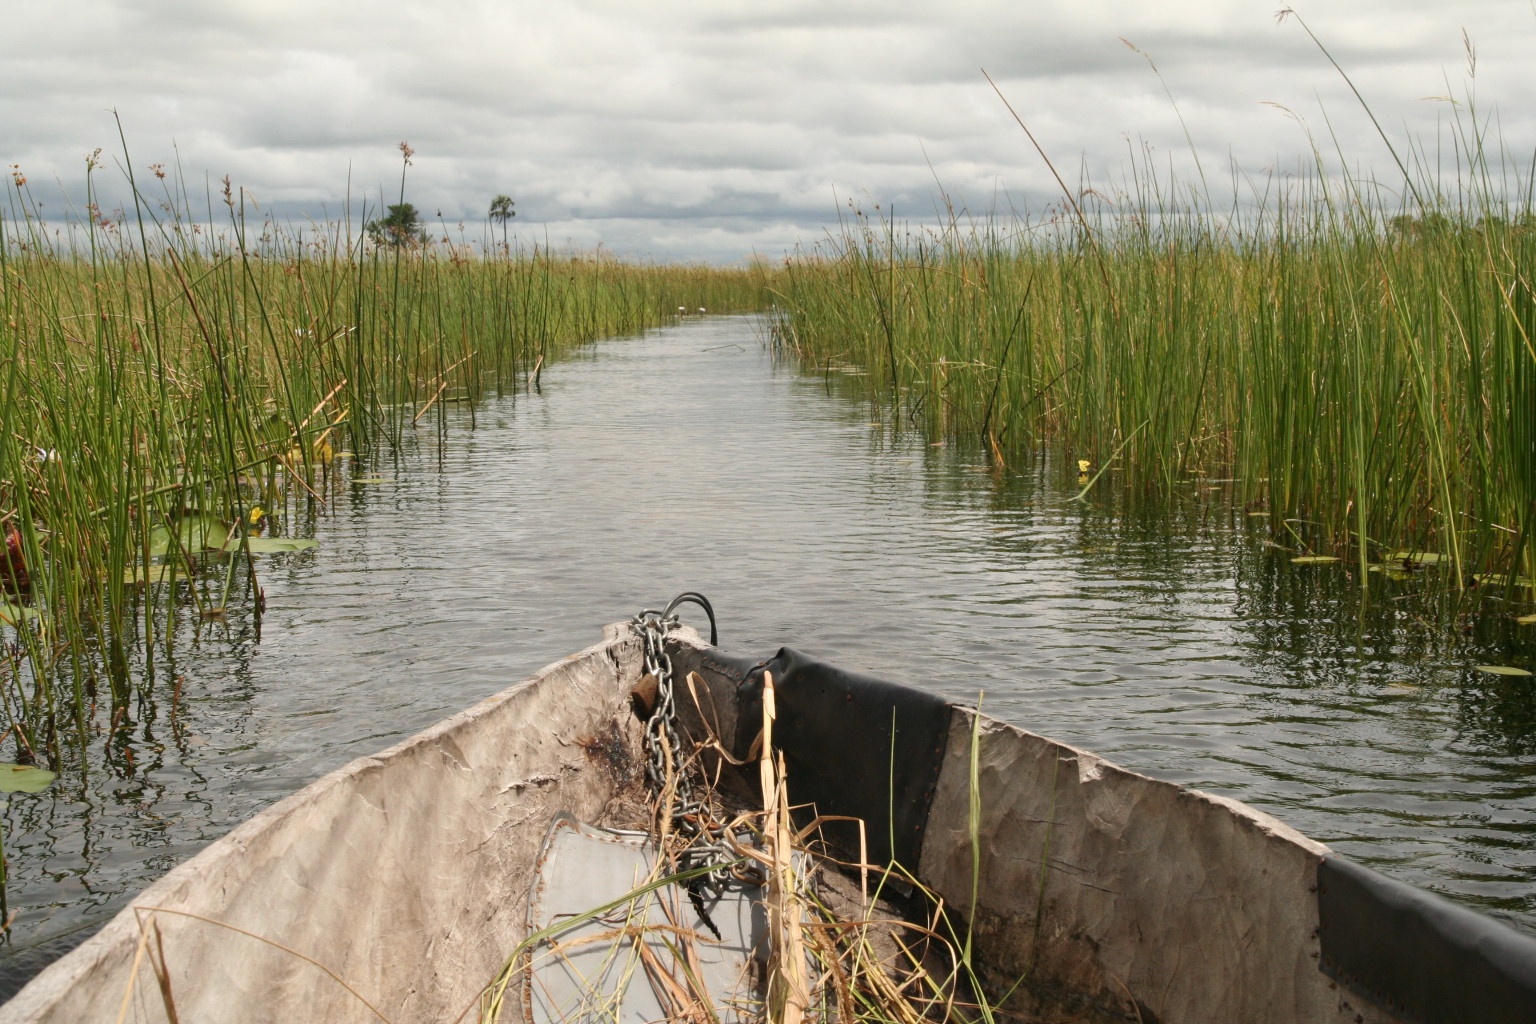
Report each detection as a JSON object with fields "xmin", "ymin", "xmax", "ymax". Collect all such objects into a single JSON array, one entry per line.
[
  {"xmin": 3, "ymin": 622, "xmax": 1534, "ymax": 1022},
  {"xmin": 1, "ymin": 624, "xmax": 650, "ymax": 1023}
]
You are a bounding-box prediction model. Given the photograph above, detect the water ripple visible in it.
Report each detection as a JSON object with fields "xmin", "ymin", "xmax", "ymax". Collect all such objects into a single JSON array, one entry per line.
[{"xmin": 3, "ymin": 314, "xmax": 1535, "ymax": 990}]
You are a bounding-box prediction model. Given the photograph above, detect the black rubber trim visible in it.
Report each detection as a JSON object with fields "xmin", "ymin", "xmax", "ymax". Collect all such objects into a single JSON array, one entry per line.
[
  {"xmin": 692, "ymin": 647, "xmax": 762, "ymax": 686},
  {"xmin": 677, "ymin": 634, "xmax": 1536, "ymax": 1021},
  {"xmin": 733, "ymin": 647, "xmax": 953, "ymax": 871},
  {"xmin": 1318, "ymin": 853, "xmax": 1536, "ymax": 1023}
]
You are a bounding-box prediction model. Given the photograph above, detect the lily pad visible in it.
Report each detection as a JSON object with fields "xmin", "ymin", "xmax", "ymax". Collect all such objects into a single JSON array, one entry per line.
[
  {"xmin": 0, "ymin": 763, "xmax": 57, "ymax": 793},
  {"xmin": 1290, "ymin": 555, "xmax": 1340, "ymax": 564},
  {"xmin": 1475, "ymin": 665, "xmax": 1534, "ymax": 678},
  {"xmin": 239, "ymin": 538, "xmax": 319, "ymax": 554},
  {"xmin": 0, "ymin": 601, "xmax": 39, "ymax": 625},
  {"xmin": 148, "ymin": 512, "xmax": 230, "ymax": 556},
  {"xmin": 1387, "ymin": 551, "xmax": 1443, "ymax": 565},
  {"xmin": 1476, "ymin": 574, "xmax": 1536, "ymax": 589},
  {"xmin": 124, "ymin": 564, "xmax": 173, "ymax": 585}
]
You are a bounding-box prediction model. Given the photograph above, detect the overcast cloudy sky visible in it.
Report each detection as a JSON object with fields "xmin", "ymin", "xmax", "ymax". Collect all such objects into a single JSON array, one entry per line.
[{"xmin": 4, "ymin": 1, "xmax": 1534, "ymax": 263}]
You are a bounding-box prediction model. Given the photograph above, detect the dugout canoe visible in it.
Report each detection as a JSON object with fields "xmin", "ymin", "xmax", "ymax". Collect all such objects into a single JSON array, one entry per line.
[{"xmin": 3, "ymin": 613, "xmax": 1536, "ymax": 1023}]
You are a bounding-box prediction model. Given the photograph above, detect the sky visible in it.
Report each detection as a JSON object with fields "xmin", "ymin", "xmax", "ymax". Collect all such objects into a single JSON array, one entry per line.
[{"xmin": 4, "ymin": 1, "xmax": 1535, "ymax": 264}]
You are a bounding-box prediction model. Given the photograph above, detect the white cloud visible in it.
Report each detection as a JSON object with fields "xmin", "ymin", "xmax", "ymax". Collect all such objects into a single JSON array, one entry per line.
[{"xmin": 4, "ymin": 1, "xmax": 1533, "ymax": 262}]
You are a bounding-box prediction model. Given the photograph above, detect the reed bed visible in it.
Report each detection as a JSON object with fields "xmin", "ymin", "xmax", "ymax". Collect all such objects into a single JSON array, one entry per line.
[
  {"xmin": 770, "ymin": 145, "xmax": 1536, "ymax": 611},
  {"xmin": 0, "ymin": 164, "xmax": 773, "ymax": 765}
]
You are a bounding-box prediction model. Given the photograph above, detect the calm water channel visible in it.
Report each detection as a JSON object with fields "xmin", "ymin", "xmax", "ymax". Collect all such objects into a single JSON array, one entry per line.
[{"xmin": 3, "ymin": 313, "xmax": 1536, "ymax": 993}]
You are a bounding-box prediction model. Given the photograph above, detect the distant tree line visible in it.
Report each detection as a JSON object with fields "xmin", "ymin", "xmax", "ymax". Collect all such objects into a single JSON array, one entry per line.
[
  {"xmin": 1388, "ymin": 211, "xmax": 1536, "ymax": 237},
  {"xmin": 364, "ymin": 194, "xmax": 518, "ymax": 250}
]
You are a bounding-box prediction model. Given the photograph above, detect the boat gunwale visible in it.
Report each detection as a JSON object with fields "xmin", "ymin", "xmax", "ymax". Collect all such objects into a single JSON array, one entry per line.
[
  {"xmin": 8, "ymin": 621, "xmax": 1536, "ymax": 1024},
  {"xmin": 0, "ymin": 625, "xmax": 650, "ymax": 1022}
]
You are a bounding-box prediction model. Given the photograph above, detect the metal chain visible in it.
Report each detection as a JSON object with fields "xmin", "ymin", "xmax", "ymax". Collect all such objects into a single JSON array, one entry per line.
[
  {"xmin": 634, "ymin": 608, "xmax": 698, "ymax": 820},
  {"xmin": 631, "ymin": 604, "xmax": 756, "ymax": 894}
]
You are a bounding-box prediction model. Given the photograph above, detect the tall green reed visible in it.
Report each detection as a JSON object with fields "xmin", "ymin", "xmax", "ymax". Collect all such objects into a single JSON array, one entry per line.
[
  {"xmin": 0, "ymin": 155, "xmax": 773, "ymax": 764},
  {"xmin": 771, "ymin": 109, "xmax": 1535, "ymax": 613}
]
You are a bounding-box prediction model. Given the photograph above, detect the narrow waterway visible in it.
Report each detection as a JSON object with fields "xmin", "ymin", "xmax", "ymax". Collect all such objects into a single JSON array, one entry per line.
[{"xmin": 3, "ymin": 313, "xmax": 1535, "ymax": 992}]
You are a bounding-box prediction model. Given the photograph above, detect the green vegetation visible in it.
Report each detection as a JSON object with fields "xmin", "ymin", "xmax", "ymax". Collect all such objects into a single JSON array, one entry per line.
[
  {"xmin": 366, "ymin": 202, "xmax": 428, "ymax": 248},
  {"xmin": 488, "ymin": 194, "xmax": 516, "ymax": 255},
  {"xmin": 770, "ymin": 114, "xmax": 1536, "ymax": 614},
  {"xmin": 0, "ymin": 152, "xmax": 771, "ymax": 765}
]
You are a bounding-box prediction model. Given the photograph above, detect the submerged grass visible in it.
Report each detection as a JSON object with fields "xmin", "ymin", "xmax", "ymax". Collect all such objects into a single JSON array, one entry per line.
[
  {"xmin": 0, "ymin": 153, "xmax": 773, "ymax": 766},
  {"xmin": 770, "ymin": 62, "xmax": 1536, "ymax": 617}
]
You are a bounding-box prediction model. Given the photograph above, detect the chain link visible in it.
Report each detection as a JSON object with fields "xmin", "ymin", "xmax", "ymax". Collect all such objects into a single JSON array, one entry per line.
[{"xmin": 631, "ymin": 606, "xmax": 758, "ymax": 894}]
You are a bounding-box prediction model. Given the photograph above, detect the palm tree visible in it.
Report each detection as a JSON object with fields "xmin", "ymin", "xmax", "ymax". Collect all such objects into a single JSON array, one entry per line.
[{"xmin": 489, "ymin": 194, "xmax": 516, "ymax": 253}]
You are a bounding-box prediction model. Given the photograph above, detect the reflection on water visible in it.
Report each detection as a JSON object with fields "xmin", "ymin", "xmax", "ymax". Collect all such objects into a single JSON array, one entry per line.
[{"xmin": 2, "ymin": 314, "xmax": 1535, "ymax": 991}]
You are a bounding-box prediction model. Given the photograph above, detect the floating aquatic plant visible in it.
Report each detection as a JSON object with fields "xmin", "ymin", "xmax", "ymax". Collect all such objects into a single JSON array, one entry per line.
[{"xmin": 0, "ymin": 140, "xmax": 776, "ymax": 761}]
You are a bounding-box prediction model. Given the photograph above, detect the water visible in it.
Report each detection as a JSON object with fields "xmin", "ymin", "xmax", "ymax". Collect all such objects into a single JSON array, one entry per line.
[{"xmin": 3, "ymin": 314, "xmax": 1535, "ymax": 992}]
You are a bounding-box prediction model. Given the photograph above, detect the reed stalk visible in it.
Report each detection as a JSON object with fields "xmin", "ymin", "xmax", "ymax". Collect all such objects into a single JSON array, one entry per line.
[
  {"xmin": 770, "ymin": 87, "xmax": 1536, "ymax": 615},
  {"xmin": 0, "ymin": 156, "xmax": 774, "ymax": 765}
]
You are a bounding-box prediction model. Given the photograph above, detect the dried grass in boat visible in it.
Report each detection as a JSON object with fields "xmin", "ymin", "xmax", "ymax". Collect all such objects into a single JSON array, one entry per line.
[{"xmin": 481, "ymin": 671, "xmax": 1006, "ymax": 1024}]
